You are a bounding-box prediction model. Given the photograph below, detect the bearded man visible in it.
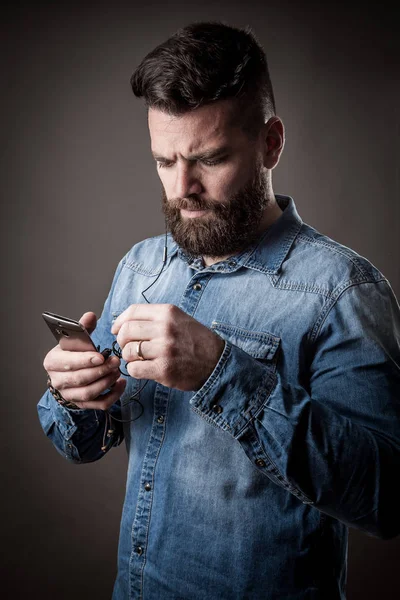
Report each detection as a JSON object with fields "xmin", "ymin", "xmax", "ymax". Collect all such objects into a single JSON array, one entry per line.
[{"xmin": 39, "ymin": 21, "xmax": 400, "ymax": 600}]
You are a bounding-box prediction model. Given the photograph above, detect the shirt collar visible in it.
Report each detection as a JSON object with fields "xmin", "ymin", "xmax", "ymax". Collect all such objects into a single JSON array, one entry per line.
[{"xmin": 168, "ymin": 194, "xmax": 303, "ymax": 275}]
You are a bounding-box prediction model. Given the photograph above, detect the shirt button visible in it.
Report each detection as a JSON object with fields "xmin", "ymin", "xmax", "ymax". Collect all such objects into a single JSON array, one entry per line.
[
  {"xmin": 193, "ymin": 283, "xmax": 202, "ymax": 291},
  {"xmin": 212, "ymin": 404, "xmax": 223, "ymax": 414},
  {"xmin": 144, "ymin": 482, "xmax": 152, "ymax": 491},
  {"xmin": 135, "ymin": 546, "xmax": 143, "ymax": 556},
  {"xmin": 256, "ymin": 459, "xmax": 266, "ymax": 468},
  {"xmin": 157, "ymin": 415, "xmax": 164, "ymax": 424}
]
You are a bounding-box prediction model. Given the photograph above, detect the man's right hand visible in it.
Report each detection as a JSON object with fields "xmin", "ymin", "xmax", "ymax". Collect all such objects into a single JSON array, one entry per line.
[{"xmin": 43, "ymin": 312, "xmax": 126, "ymax": 410}]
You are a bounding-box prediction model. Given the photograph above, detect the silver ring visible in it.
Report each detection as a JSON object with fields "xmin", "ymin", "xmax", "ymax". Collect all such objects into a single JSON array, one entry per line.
[{"xmin": 136, "ymin": 340, "xmax": 145, "ymax": 360}]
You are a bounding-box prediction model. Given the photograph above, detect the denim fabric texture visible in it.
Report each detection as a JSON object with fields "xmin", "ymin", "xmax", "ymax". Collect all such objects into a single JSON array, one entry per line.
[{"xmin": 38, "ymin": 195, "xmax": 400, "ymax": 599}]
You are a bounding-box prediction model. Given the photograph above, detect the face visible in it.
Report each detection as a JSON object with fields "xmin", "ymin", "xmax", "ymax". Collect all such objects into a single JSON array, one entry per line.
[{"xmin": 148, "ymin": 100, "xmax": 273, "ymax": 259}]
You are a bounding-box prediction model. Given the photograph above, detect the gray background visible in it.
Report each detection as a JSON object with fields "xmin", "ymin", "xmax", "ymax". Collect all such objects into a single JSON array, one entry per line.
[{"xmin": 2, "ymin": 1, "xmax": 399, "ymax": 598}]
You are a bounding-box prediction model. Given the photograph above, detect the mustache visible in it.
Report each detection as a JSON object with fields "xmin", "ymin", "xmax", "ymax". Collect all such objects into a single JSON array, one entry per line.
[
  {"xmin": 166, "ymin": 196, "xmax": 218, "ymax": 211},
  {"xmin": 164, "ymin": 196, "xmax": 230, "ymax": 216}
]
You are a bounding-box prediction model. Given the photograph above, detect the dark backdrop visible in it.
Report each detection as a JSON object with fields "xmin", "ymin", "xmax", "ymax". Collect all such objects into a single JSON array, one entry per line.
[{"xmin": 2, "ymin": 1, "xmax": 399, "ymax": 598}]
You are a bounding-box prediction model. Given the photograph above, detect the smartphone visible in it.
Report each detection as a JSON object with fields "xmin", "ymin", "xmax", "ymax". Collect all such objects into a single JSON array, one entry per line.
[{"xmin": 42, "ymin": 311, "xmax": 98, "ymax": 352}]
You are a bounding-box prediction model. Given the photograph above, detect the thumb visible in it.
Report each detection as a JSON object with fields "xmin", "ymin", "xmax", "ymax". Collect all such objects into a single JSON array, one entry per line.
[{"xmin": 79, "ymin": 311, "xmax": 98, "ymax": 335}]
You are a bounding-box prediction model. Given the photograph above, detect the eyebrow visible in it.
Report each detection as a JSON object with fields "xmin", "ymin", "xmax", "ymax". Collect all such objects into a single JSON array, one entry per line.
[{"xmin": 151, "ymin": 146, "xmax": 230, "ymax": 162}]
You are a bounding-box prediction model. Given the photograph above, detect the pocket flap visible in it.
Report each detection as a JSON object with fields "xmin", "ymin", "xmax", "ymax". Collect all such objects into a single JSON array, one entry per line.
[{"xmin": 211, "ymin": 321, "xmax": 280, "ymax": 361}]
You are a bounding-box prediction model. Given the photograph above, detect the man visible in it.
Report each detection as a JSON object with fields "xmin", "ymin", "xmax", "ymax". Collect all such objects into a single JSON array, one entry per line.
[{"xmin": 38, "ymin": 21, "xmax": 400, "ymax": 600}]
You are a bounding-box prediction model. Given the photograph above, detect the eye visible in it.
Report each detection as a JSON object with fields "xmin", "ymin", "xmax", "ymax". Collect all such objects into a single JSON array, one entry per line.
[
  {"xmin": 201, "ymin": 156, "xmax": 226, "ymax": 166},
  {"xmin": 156, "ymin": 160, "xmax": 173, "ymax": 169}
]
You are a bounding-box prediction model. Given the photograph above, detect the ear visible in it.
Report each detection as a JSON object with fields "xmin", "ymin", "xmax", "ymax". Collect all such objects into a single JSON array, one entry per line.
[{"xmin": 261, "ymin": 116, "xmax": 285, "ymax": 169}]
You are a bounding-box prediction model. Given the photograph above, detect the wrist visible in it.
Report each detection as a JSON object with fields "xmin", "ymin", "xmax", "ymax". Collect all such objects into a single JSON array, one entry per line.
[{"xmin": 46, "ymin": 375, "xmax": 82, "ymax": 410}]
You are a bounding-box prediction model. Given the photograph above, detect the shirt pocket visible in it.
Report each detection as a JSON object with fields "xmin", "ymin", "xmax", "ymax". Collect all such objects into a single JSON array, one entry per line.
[{"xmin": 210, "ymin": 321, "xmax": 281, "ymax": 371}]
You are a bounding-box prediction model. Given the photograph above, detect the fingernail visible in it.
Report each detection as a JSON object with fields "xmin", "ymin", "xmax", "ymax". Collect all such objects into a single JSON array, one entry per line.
[
  {"xmin": 91, "ymin": 355, "xmax": 104, "ymax": 366},
  {"xmin": 109, "ymin": 356, "xmax": 120, "ymax": 366}
]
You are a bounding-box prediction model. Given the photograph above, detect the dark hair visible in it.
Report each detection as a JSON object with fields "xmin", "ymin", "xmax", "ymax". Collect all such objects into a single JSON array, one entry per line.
[{"xmin": 131, "ymin": 21, "xmax": 276, "ymax": 136}]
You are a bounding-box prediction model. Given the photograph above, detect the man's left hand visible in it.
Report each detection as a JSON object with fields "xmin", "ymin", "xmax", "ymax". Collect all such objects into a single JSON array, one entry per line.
[{"xmin": 111, "ymin": 304, "xmax": 225, "ymax": 391}]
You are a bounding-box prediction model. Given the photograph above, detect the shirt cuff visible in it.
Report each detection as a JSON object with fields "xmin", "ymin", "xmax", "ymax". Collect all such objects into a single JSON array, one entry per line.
[
  {"xmin": 189, "ymin": 339, "xmax": 277, "ymax": 438},
  {"xmin": 38, "ymin": 389, "xmax": 102, "ymax": 440}
]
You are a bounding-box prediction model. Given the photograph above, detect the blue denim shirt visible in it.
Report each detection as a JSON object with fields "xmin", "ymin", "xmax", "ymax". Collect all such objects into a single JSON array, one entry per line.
[{"xmin": 38, "ymin": 195, "xmax": 400, "ymax": 599}]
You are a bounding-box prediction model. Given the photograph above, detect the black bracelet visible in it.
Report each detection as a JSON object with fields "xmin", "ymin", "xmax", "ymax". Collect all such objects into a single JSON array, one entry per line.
[{"xmin": 46, "ymin": 375, "xmax": 82, "ymax": 410}]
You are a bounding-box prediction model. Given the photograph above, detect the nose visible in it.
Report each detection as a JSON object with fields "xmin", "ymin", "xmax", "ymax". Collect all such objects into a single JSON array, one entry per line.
[{"xmin": 174, "ymin": 162, "xmax": 203, "ymax": 198}]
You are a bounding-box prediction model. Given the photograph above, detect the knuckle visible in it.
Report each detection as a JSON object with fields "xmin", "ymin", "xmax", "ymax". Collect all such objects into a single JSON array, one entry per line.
[
  {"xmin": 121, "ymin": 346, "xmax": 130, "ymax": 363},
  {"xmin": 49, "ymin": 375, "xmax": 59, "ymax": 388},
  {"xmin": 117, "ymin": 326, "xmax": 128, "ymax": 348},
  {"xmin": 97, "ymin": 366, "xmax": 108, "ymax": 378},
  {"xmin": 80, "ymin": 389, "xmax": 92, "ymax": 403},
  {"xmin": 164, "ymin": 338, "xmax": 178, "ymax": 358},
  {"xmin": 60, "ymin": 388, "xmax": 72, "ymax": 401},
  {"xmin": 62, "ymin": 376, "xmax": 73, "ymax": 388},
  {"xmin": 162, "ymin": 321, "xmax": 171, "ymax": 337},
  {"xmin": 164, "ymin": 303, "xmax": 177, "ymax": 319},
  {"xmin": 64, "ymin": 375, "xmax": 81, "ymax": 388},
  {"xmin": 43, "ymin": 350, "xmax": 57, "ymax": 371},
  {"xmin": 122, "ymin": 343, "xmax": 136, "ymax": 362},
  {"xmin": 163, "ymin": 320, "xmax": 176, "ymax": 339}
]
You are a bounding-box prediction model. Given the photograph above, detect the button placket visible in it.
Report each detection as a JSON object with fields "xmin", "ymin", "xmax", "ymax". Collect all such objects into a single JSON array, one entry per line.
[
  {"xmin": 181, "ymin": 274, "xmax": 212, "ymax": 316},
  {"xmin": 130, "ymin": 384, "xmax": 170, "ymax": 597}
]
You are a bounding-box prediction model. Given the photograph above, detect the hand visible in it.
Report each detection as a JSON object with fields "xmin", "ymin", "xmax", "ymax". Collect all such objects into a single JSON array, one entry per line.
[
  {"xmin": 43, "ymin": 312, "xmax": 126, "ymax": 410},
  {"xmin": 111, "ymin": 304, "xmax": 225, "ymax": 392}
]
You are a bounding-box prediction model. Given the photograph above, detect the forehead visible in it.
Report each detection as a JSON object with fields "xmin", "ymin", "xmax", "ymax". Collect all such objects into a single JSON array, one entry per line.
[{"xmin": 148, "ymin": 100, "xmax": 246, "ymax": 155}]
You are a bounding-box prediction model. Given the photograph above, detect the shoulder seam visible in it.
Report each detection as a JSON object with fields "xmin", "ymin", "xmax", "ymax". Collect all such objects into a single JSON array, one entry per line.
[
  {"xmin": 309, "ymin": 277, "xmax": 388, "ymax": 343},
  {"xmin": 296, "ymin": 232, "xmax": 370, "ymax": 278}
]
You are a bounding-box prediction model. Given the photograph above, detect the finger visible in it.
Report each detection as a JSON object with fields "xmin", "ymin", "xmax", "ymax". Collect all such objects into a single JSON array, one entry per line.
[
  {"xmin": 79, "ymin": 311, "xmax": 98, "ymax": 335},
  {"xmin": 111, "ymin": 305, "xmax": 140, "ymax": 335},
  {"xmin": 111, "ymin": 303, "xmax": 175, "ymax": 334},
  {"xmin": 126, "ymin": 358, "xmax": 159, "ymax": 381},
  {"xmin": 72, "ymin": 378, "xmax": 127, "ymax": 411},
  {"xmin": 116, "ymin": 320, "xmax": 158, "ymax": 350},
  {"xmin": 61, "ymin": 370, "xmax": 123, "ymax": 404},
  {"xmin": 121, "ymin": 339, "xmax": 156, "ymax": 363},
  {"xmin": 44, "ymin": 346, "xmax": 119, "ymax": 373},
  {"xmin": 49, "ymin": 356, "xmax": 121, "ymax": 390}
]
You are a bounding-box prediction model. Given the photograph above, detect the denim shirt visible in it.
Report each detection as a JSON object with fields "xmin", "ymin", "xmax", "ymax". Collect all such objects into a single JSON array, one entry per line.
[{"xmin": 38, "ymin": 195, "xmax": 400, "ymax": 600}]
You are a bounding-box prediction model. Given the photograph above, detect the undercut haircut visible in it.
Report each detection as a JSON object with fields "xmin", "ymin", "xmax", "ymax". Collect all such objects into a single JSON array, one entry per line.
[{"xmin": 131, "ymin": 21, "xmax": 276, "ymax": 137}]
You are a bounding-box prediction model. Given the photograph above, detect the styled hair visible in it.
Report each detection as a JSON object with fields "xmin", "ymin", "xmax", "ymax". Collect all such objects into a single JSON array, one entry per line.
[{"xmin": 131, "ymin": 21, "xmax": 276, "ymax": 136}]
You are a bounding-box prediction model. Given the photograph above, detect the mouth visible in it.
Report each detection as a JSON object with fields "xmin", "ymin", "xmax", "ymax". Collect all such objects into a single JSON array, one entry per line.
[{"xmin": 180, "ymin": 208, "xmax": 211, "ymax": 218}]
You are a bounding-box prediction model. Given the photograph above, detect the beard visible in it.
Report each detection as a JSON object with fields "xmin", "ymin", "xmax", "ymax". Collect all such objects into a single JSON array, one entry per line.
[{"xmin": 161, "ymin": 163, "xmax": 271, "ymax": 259}]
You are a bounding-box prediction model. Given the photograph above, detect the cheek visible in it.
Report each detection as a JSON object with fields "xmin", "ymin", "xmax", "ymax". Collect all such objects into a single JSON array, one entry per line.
[{"xmin": 210, "ymin": 165, "xmax": 250, "ymax": 199}]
